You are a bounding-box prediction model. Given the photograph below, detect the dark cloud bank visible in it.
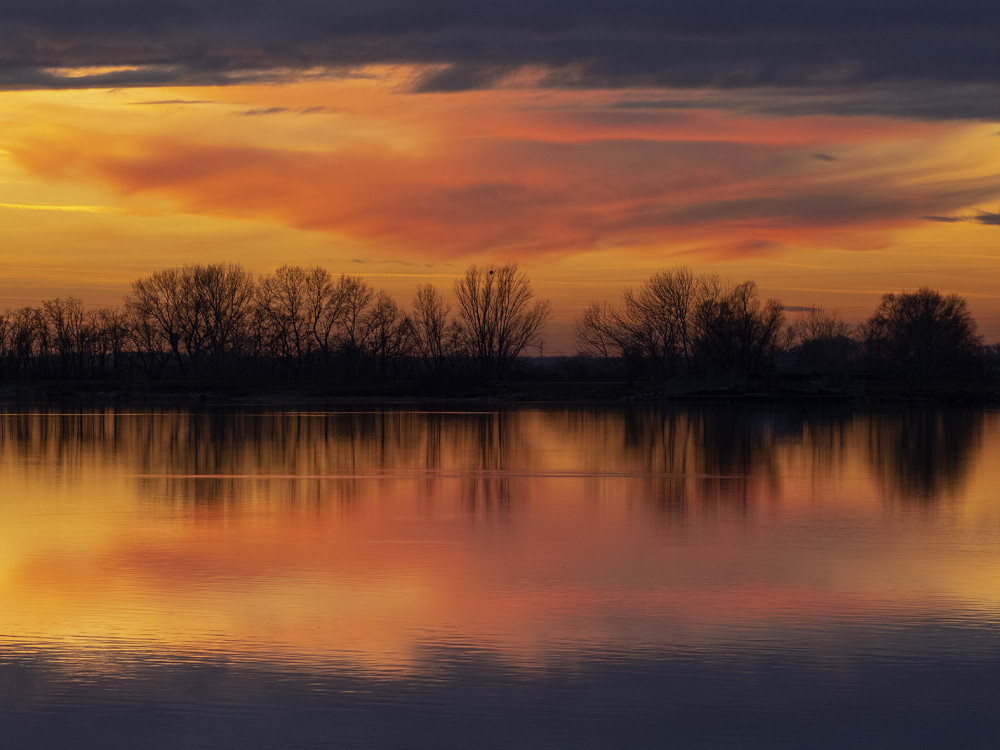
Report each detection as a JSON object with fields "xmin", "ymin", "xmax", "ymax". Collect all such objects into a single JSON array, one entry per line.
[{"xmin": 3, "ymin": 0, "xmax": 1000, "ymax": 118}]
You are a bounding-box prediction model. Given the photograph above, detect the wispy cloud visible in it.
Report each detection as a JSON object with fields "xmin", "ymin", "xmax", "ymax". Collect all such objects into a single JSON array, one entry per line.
[
  {"xmin": 0, "ymin": 201, "xmax": 114, "ymax": 213},
  {"xmin": 129, "ymin": 99, "xmax": 216, "ymax": 106},
  {"xmin": 235, "ymin": 106, "xmax": 327, "ymax": 116},
  {"xmin": 237, "ymin": 107, "xmax": 290, "ymax": 116},
  {"xmin": 923, "ymin": 209, "xmax": 1000, "ymax": 225}
]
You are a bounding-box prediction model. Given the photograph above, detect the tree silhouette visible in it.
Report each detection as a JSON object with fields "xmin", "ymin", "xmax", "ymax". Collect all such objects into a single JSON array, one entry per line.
[
  {"xmin": 576, "ymin": 268, "xmax": 783, "ymax": 383},
  {"xmin": 412, "ymin": 284, "xmax": 460, "ymax": 377},
  {"xmin": 785, "ymin": 306, "xmax": 859, "ymax": 375},
  {"xmin": 692, "ymin": 278, "xmax": 784, "ymax": 381},
  {"xmin": 454, "ymin": 263, "xmax": 551, "ymax": 380},
  {"xmin": 860, "ymin": 288, "xmax": 982, "ymax": 382},
  {"xmin": 576, "ymin": 268, "xmax": 697, "ymax": 379}
]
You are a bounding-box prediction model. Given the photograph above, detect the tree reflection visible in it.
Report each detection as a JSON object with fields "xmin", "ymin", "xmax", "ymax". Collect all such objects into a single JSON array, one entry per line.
[
  {"xmin": 455, "ymin": 411, "xmax": 512, "ymax": 518},
  {"xmin": 615, "ymin": 406, "xmax": 783, "ymax": 517},
  {"xmin": 867, "ymin": 408, "xmax": 985, "ymax": 502},
  {"xmin": 0, "ymin": 405, "xmax": 990, "ymax": 516}
]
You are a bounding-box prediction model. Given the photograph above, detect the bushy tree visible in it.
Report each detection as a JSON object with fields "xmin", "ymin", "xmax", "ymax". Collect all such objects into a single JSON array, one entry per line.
[{"xmin": 860, "ymin": 287, "xmax": 983, "ymax": 381}]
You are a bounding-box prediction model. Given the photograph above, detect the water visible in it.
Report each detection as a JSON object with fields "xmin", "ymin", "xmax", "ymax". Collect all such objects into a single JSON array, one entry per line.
[{"xmin": 1, "ymin": 405, "xmax": 998, "ymax": 747}]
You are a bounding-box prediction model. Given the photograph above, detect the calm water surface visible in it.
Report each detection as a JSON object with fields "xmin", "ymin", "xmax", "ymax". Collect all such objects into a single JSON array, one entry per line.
[{"xmin": 1, "ymin": 405, "xmax": 999, "ymax": 747}]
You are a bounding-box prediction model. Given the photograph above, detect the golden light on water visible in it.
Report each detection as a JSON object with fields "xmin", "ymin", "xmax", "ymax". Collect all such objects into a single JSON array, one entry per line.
[{"xmin": 2, "ymin": 409, "xmax": 998, "ymax": 677}]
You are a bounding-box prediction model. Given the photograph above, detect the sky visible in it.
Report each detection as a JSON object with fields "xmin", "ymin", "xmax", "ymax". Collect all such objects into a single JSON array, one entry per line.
[{"xmin": 2, "ymin": 0, "xmax": 1000, "ymax": 350}]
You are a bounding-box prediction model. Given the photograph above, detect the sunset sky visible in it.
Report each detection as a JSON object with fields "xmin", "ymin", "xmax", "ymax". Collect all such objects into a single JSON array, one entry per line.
[{"xmin": 2, "ymin": 1, "xmax": 1000, "ymax": 350}]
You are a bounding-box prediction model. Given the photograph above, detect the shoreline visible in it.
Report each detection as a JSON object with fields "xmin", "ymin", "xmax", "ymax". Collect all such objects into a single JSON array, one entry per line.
[{"xmin": 2, "ymin": 379, "xmax": 998, "ymax": 408}]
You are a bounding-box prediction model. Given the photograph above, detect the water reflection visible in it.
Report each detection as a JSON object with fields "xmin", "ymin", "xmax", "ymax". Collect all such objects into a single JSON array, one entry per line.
[
  {"xmin": 0, "ymin": 405, "xmax": 992, "ymax": 512},
  {"xmin": 866, "ymin": 408, "xmax": 985, "ymax": 502},
  {"xmin": 1, "ymin": 405, "xmax": 1000, "ymax": 746}
]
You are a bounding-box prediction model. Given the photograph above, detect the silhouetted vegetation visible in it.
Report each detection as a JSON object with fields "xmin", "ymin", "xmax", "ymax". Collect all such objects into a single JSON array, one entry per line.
[
  {"xmin": 858, "ymin": 288, "xmax": 983, "ymax": 382},
  {"xmin": 453, "ymin": 263, "xmax": 551, "ymax": 380},
  {"xmin": 0, "ymin": 262, "xmax": 997, "ymax": 400},
  {"xmin": 576, "ymin": 270, "xmax": 784, "ymax": 386},
  {"xmin": 785, "ymin": 307, "xmax": 859, "ymax": 377}
]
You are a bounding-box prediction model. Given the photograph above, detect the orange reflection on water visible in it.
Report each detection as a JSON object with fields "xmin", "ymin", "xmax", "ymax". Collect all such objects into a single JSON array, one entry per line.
[{"xmin": 1, "ymin": 407, "xmax": 998, "ymax": 674}]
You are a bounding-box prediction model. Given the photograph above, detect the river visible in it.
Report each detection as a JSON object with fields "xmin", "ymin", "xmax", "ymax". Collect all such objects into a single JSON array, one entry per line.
[{"xmin": 1, "ymin": 405, "xmax": 998, "ymax": 747}]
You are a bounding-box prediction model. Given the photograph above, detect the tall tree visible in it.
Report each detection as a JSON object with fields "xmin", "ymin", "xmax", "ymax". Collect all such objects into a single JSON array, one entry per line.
[
  {"xmin": 126, "ymin": 268, "xmax": 186, "ymax": 375},
  {"xmin": 258, "ymin": 265, "xmax": 312, "ymax": 374},
  {"xmin": 453, "ymin": 263, "xmax": 551, "ymax": 380}
]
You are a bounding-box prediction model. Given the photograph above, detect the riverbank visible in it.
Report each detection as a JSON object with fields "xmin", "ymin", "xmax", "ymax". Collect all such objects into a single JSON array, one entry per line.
[{"xmin": 2, "ymin": 377, "xmax": 998, "ymax": 407}]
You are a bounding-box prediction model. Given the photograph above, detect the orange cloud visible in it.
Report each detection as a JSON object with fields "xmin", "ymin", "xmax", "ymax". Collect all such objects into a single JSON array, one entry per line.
[
  {"xmin": 9, "ymin": 111, "xmax": 993, "ymax": 267},
  {"xmin": 2, "ymin": 73, "xmax": 999, "ymax": 326}
]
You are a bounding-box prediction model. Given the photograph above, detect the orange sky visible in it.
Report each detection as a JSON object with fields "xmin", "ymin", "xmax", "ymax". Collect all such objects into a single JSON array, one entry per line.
[{"xmin": 2, "ymin": 66, "xmax": 999, "ymax": 350}]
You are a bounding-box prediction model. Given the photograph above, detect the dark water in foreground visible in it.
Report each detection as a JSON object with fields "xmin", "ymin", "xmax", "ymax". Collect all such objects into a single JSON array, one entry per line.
[{"xmin": 1, "ymin": 405, "xmax": 999, "ymax": 747}]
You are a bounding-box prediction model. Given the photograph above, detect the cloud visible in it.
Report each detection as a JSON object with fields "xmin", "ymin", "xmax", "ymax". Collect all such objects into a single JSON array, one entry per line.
[
  {"xmin": 235, "ymin": 106, "xmax": 328, "ymax": 116},
  {"xmin": 237, "ymin": 107, "xmax": 290, "ymax": 116},
  {"xmin": 2, "ymin": 1, "xmax": 1000, "ymax": 119},
  {"xmin": 922, "ymin": 209, "xmax": 1000, "ymax": 225},
  {"xmin": 973, "ymin": 210, "xmax": 1000, "ymax": 225},
  {"xmin": 129, "ymin": 99, "xmax": 216, "ymax": 106},
  {"xmin": 610, "ymin": 84, "xmax": 1000, "ymax": 122},
  {"xmin": 8, "ymin": 114, "xmax": 997, "ymax": 265}
]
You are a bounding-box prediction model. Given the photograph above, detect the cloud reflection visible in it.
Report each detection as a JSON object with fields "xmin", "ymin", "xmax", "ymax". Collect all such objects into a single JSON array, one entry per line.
[{"xmin": 0, "ymin": 406, "xmax": 998, "ymax": 683}]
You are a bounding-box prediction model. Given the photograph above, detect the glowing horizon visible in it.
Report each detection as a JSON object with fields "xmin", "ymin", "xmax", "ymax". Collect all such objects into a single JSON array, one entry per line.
[{"xmin": 2, "ymin": 63, "xmax": 1000, "ymax": 350}]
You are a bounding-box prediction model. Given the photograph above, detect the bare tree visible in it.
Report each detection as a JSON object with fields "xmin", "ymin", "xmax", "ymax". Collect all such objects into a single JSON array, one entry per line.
[
  {"xmin": 576, "ymin": 268, "xmax": 698, "ymax": 379},
  {"xmin": 258, "ymin": 265, "xmax": 312, "ymax": 374},
  {"xmin": 362, "ymin": 291, "xmax": 414, "ymax": 377},
  {"xmin": 575, "ymin": 301, "xmax": 629, "ymax": 361},
  {"xmin": 304, "ymin": 268, "xmax": 342, "ymax": 361},
  {"xmin": 126, "ymin": 264, "xmax": 256, "ymax": 377},
  {"xmin": 0, "ymin": 310, "xmax": 9, "ymax": 377},
  {"xmin": 126, "ymin": 268, "xmax": 186, "ymax": 375},
  {"xmin": 189, "ymin": 263, "xmax": 256, "ymax": 364},
  {"xmin": 624, "ymin": 268, "xmax": 698, "ymax": 375},
  {"xmin": 336, "ymin": 274, "xmax": 375, "ymax": 356},
  {"xmin": 692, "ymin": 278, "xmax": 784, "ymax": 381},
  {"xmin": 412, "ymin": 284, "xmax": 458, "ymax": 376},
  {"xmin": 91, "ymin": 307, "xmax": 128, "ymax": 379},
  {"xmin": 42, "ymin": 297, "xmax": 89, "ymax": 378},
  {"xmin": 13, "ymin": 306, "xmax": 47, "ymax": 377},
  {"xmin": 453, "ymin": 263, "xmax": 551, "ymax": 380}
]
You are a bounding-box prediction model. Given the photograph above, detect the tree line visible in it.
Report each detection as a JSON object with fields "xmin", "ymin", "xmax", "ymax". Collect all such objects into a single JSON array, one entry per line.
[
  {"xmin": 0, "ymin": 261, "xmax": 991, "ymax": 390},
  {"xmin": 0, "ymin": 262, "xmax": 550, "ymax": 386},
  {"xmin": 575, "ymin": 268, "xmax": 987, "ymax": 386}
]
